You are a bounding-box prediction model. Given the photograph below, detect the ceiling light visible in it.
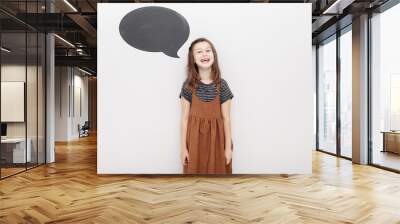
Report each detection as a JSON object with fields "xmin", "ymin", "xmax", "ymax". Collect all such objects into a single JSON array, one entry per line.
[
  {"xmin": 78, "ymin": 67, "xmax": 93, "ymax": 76},
  {"xmin": 323, "ymin": 0, "xmax": 355, "ymax": 14},
  {"xmin": 54, "ymin": 34, "xmax": 75, "ymax": 48},
  {"xmin": 63, "ymin": 0, "xmax": 78, "ymax": 12},
  {"xmin": 1, "ymin": 47, "xmax": 11, "ymax": 53}
]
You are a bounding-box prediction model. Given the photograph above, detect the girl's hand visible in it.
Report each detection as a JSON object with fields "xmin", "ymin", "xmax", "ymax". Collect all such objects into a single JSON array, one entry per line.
[
  {"xmin": 181, "ymin": 149, "xmax": 189, "ymax": 166},
  {"xmin": 225, "ymin": 148, "xmax": 232, "ymax": 165}
]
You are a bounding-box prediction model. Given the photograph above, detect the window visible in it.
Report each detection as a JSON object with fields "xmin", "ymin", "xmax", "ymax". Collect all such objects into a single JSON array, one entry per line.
[
  {"xmin": 318, "ymin": 36, "xmax": 337, "ymax": 154},
  {"xmin": 371, "ymin": 3, "xmax": 400, "ymax": 171},
  {"xmin": 339, "ymin": 28, "xmax": 352, "ymax": 158}
]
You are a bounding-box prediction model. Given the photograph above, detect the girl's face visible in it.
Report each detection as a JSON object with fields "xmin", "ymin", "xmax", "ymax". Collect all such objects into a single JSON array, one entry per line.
[{"xmin": 192, "ymin": 41, "xmax": 214, "ymax": 70}]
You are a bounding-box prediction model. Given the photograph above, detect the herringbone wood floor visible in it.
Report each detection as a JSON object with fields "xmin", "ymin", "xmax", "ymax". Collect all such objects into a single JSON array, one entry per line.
[{"xmin": 1, "ymin": 134, "xmax": 400, "ymax": 224}]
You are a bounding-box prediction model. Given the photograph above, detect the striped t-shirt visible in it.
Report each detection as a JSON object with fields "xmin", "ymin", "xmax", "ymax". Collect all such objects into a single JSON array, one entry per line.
[{"xmin": 179, "ymin": 79, "xmax": 234, "ymax": 104}]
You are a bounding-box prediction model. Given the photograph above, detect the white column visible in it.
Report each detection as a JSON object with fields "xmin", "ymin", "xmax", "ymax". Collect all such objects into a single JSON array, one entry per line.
[
  {"xmin": 352, "ymin": 14, "xmax": 369, "ymax": 164},
  {"xmin": 46, "ymin": 32, "xmax": 55, "ymax": 163}
]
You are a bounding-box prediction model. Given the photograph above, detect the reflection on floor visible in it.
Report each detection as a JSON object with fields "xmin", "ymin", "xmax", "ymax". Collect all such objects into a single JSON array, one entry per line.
[
  {"xmin": 0, "ymin": 167, "xmax": 25, "ymax": 178},
  {"xmin": 373, "ymin": 150, "xmax": 400, "ymax": 170},
  {"xmin": 0, "ymin": 163, "xmax": 41, "ymax": 178},
  {"xmin": 341, "ymin": 148, "xmax": 352, "ymax": 158}
]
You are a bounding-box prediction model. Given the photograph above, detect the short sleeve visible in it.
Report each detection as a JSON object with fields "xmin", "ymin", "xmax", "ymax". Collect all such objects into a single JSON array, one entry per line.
[
  {"xmin": 179, "ymin": 80, "xmax": 192, "ymax": 103},
  {"xmin": 220, "ymin": 79, "xmax": 234, "ymax": 104}
]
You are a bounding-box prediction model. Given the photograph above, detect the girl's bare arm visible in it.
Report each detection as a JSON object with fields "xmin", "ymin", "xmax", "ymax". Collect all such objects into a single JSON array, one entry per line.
[
  {"xmin": 180, "ymin": 97, "xmax": 191, "ymax": 164},
  {"xmin": 221, "ymin": 100, "xmax": 232, "ymax": 151}
]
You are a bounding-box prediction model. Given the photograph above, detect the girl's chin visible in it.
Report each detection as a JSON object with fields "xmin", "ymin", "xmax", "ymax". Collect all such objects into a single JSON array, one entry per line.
[{"xmin": 197, "ymin": 64, "xmax": 213, "ymax": 69}]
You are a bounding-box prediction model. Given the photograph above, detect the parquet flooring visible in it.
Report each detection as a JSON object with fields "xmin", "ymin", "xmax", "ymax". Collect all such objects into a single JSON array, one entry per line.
[{"xmin": 1, "ymin": 134, "xmax": 400, "ymax": 223}]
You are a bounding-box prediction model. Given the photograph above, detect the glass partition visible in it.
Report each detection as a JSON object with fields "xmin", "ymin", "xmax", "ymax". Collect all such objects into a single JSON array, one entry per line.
[
  {"xmin": 0, "ymin": 1, "xmax": 46, "ymax": 179},
  {"xmin": 1, "ymin": 31, "xmax": 28, "ymax": 177}
]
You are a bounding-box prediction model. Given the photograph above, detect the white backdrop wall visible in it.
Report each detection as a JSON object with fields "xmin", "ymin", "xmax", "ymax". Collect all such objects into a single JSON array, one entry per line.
[{"xmin": 98, "ymin": 3, "xmax": 313, "ymax": 174}]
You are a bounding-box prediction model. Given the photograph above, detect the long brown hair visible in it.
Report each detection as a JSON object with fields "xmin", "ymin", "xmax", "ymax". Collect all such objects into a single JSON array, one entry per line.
[{"xmin": 186, "ymin": 37, "xmax": 222, "ymax": 91}]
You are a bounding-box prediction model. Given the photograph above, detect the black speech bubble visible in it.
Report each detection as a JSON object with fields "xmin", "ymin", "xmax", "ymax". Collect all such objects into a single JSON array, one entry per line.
[{"xmin": 119, "ymin": 6, "xmax": 190, "ymax": 58}]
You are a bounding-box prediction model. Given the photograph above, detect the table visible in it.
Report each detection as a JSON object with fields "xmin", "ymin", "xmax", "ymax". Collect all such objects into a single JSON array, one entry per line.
[
  {"xmin": 1, "ymin": 138, "xmax": 32, "ymax": 163},
  {"xmin": 381, "ymin": 131, "xmax": 400, "ymax": 154}
]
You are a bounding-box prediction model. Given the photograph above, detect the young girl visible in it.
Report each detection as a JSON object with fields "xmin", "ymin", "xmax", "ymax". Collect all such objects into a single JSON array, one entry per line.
[{"xmin": 180, "ymin": 37, "xmax": 233, "ymax": 174}]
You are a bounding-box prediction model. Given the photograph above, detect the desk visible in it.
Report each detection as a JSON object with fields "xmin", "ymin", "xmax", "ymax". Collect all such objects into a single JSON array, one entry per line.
[
  {"xmin": 1, "ymin": 138, "xmax": 31, "ymax": 163},
  {"xmin": 382, "ymin": 131, "xmax": 400, "ymax": 154}
]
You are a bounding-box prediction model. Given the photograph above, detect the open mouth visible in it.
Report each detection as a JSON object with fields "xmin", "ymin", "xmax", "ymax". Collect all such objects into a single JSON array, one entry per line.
[{"xmin": 200, "ymin": 58, "xmax": 210, "ymax": 63}]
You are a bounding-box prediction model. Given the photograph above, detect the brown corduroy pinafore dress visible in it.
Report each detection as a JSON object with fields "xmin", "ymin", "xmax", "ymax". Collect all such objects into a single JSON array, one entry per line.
[{"xmin": 183, "ymin": 86, "xmax": 232, "ymax": 174}]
